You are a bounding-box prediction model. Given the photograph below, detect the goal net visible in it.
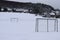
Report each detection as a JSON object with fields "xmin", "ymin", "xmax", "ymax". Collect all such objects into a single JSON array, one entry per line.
[{"xmin": 35, "ymin": 18, "xmax": 58, "ymax": 32}]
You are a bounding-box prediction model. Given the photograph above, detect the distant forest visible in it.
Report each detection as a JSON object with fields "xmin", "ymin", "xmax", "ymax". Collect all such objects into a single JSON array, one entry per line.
[{"xmin": 0, "ymin": 0, "xmax": 57, "ymax": 17}]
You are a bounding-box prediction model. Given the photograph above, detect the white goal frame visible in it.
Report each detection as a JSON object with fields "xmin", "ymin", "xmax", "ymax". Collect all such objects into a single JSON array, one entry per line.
[{"xmin": 35, "ymin": 18, "xmax": 58, "ymax": 32}]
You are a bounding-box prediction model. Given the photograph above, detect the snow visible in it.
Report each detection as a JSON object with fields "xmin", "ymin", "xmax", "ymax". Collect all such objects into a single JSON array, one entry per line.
[{"xmin": 0, "ymin": 12, "xmax": 60, "ymax": 40}]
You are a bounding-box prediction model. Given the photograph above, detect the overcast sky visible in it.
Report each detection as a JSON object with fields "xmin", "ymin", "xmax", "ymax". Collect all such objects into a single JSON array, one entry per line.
[{"xmin": 7, "ymin": 0, "xmax": 60, "ymax": 9}]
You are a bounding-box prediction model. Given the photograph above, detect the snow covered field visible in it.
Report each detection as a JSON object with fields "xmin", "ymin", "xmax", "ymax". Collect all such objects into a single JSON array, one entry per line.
[{"xmin": 0, "ymin": 12, "xmax": 60, "ymax": 40}]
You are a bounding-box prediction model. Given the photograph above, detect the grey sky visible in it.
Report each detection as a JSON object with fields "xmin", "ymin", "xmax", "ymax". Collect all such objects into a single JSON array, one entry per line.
[{"xmin": 7, "ymin": 0, "xmax": 60, "ymax": 9}]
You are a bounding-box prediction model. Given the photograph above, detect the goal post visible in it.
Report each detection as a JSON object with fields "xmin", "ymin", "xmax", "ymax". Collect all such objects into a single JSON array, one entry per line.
[{"xmin": 35, "ymin": 18, "xmax": 58, "ymax": 32}]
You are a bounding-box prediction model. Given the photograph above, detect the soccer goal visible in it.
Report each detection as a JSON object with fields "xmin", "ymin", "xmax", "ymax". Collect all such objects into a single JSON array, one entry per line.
[{"xmin": 35, "ymin": 18, "xmax": 58, "ymax": 32}]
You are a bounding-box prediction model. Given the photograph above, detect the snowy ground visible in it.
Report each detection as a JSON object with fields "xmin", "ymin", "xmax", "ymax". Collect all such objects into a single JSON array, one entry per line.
[{"xmin": 0, "ymin": 12, "xmax": 60, "ymax": 40}]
